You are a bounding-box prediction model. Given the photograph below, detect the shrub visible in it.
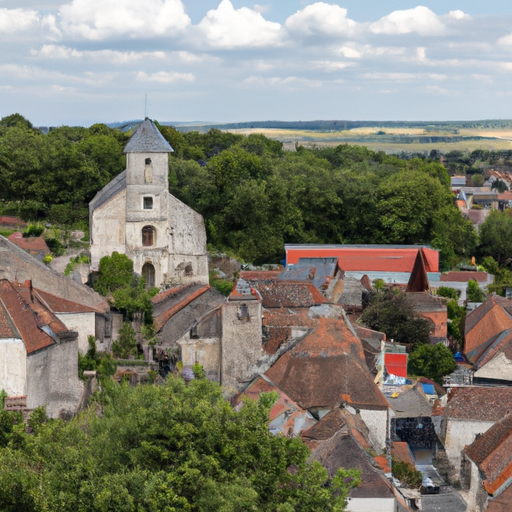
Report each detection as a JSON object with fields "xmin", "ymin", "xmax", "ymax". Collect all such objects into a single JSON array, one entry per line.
[
  {"xmin": 437, "ymin": 286, "xmax": 459, "ymax": 300},
  {"xmin": 392, "ymin": 458, "xmax": 423, "ymax": 489},
  {"xmin": 112, "ymin": 322, "xmax": 138, "ymax": 359},
  {"xmin": 43, "ymin": 254, "xmax": 53, "ymax": 265},
  {"xmin": 23, "ymin": 223, "xmax": 44, "ymax": 237}
]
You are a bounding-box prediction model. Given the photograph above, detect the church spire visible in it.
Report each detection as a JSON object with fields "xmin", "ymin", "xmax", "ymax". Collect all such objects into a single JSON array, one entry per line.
[{"xmin": 124, "ymin": 118, "xmax": 173, "ymax": 154}]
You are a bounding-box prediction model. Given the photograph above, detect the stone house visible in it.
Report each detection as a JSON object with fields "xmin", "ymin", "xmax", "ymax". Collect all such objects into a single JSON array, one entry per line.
[
  {"xmin": 462, "ymin": 413, "xmax": 512, "ymax": 512},
  {"xmin": 0, "ymin": 234, "xmax": 109, "ymax": 313},
  {"xmin": 89, "ymin": 118, "xmax": 209, "ymax": 288},
  {"xmin": 0, "ymin": 279, "xmax": 83, "ymax": 417},
  {"xmin": 436, "ymin": 387, "xmax": 512, "ymax": 485}
]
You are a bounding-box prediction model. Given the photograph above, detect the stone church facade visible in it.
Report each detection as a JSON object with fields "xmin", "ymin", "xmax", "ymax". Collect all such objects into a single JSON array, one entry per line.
[{"xmin": 90, "ymin": 119, "xmax": 209, "ymax": 287}]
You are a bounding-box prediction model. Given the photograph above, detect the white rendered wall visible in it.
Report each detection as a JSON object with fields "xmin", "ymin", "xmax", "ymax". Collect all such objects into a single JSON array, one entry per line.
[
  {"xmin": 0, "ymin": 338, "xmax": 26, "ymax": 396},
  {"xmin": 56, "ymin": 312, "xmax": 96, "ymax": 355}
]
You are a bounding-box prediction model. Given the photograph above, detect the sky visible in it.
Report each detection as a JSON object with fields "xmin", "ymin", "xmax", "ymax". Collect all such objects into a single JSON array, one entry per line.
[{"xmin": 2, "ymin": 1, "xmax": 512, "ymax": 125}]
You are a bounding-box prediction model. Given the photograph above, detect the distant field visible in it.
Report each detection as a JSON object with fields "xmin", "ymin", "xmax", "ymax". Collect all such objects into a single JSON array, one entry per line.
[{"xmin": 227, "ymin": 127, "xmax": 512, "ymax": 153}]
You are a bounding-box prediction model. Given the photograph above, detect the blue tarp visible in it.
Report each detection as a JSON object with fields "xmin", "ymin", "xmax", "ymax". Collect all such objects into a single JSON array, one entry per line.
[{"xmin": 421, "ymin": 383, "xmax": 435, "ymax": 395}]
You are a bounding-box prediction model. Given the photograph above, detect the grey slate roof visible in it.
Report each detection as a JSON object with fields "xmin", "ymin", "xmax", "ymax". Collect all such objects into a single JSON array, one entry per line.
[
  {"xmin": 89, "ymin": 170, "xmax": 127, "ymax": 224},
  {"xmin": 124, "ymin": 118, "xmax": 173, "ymax": 153}
]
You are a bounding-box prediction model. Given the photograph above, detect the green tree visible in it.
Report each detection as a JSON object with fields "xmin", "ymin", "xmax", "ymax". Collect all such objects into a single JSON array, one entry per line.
[
  {"xmin": 93, "ymin": 252, "xmax": 134, "ymax": 295},
  {"xmin": 112, "ymin": 322, "xmax": 138, "ymax": 359},
  {"xmin": 491, "ymin": 180, "xmax": 508, "ymax": 193},
  {"xmin": 479, "ymin": 210, "xmax": 512, "ymax": 265},
  {"xmin": 0, "ymin": 377, "xmax": 359, "ymax": 512},
  {"xmin": 408, "ymin": 343, "xmax": 456, "ymax": 384},
  {"xmin": 437, "ymin": 287, "xmax": 459, "ymax": 300},
  {"xmin": 359, "ymin": 289, "xmax": 432, "ymax": 347},
  {"xmin": 447, "ymin": 300, "xmax": 466, "ymax": 346},
  {"xmin": 471, "ymin": 174, "xmax": 485, "ymax": 187},
  {"xmin": 467, "ymin": 279, "xmax": 485, "ymax": 302}
]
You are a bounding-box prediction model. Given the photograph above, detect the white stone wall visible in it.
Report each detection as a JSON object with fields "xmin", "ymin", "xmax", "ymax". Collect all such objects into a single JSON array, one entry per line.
[
  {"xmin": 0, "ymin": 338, "xmax": 26, "ymax": 396},
  {"xmin": 346, "ymin": 498, "xmax": 396, "ymax": 512},
  {"xmin": 221, "ymin": 301, "xmax": 263, "ymax": 396},
  {"xmin": 90, "ymin": 189, "xmax": 127, "ymax": 268},
  {"xmin": 444, "ymin": 419, "xmax": 494, "ymax": 481},
  {"xmin": 26, "ymin": 339, "xmax": 84, "ymax": 418},
  {"xmin": 360, "ymin": 408, "xmax": 389, "ymax": 452},
  {"xmin": 178, "ymin": 335, "xmax": 221, "ymax": 382},
  {"xmin": 56, "ymin": 312, "xmax": 96, "ymax": 355},
  {"xmin": 474, "ymin": 352, "xmax": 512, "ymax": 381}
]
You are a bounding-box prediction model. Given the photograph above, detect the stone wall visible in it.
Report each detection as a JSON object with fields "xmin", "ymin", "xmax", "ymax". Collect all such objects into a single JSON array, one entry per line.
[
  {"xmin": 26, "ymin": 338, "xmax": 84, "ymax": 418},
  {"xmin": 56, "ymin": 311, "xmax": 96, "ymax": 354},
  {"xmin": 221, "ymin": 300, "xmax": 263, "ymax": 396},
  {"xmin": 0, "ymin": 338, "xmax": 26, "ymax": 396},
  {"xmin": 90, "ymin": 189, "xmax": 127, "ymax": 269},
  {"xmin": 0, "ymin": 235, "xmax": 109, "ymax": 313},
  {"xmin": 442, "ymin": 418, "xmax": 494, "ymax": 484},
  {"xmin": 179, "ymin": 336, "xmax": 220, "ymax": 382}
]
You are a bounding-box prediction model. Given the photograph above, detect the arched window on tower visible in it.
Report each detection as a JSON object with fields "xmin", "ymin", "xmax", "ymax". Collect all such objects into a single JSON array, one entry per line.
[
  {"xmin": 142, "ymin": 226, "xmax": 155, "ymax": 246},
  {"xmin": 142, "ymin": 262, "xmax": 155, "ymax": 289}
]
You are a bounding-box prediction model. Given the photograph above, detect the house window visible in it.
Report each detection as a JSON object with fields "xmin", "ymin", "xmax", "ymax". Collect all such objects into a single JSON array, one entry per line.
[
  {"xmin": 143, "ymin": 196, "xmax": 153, "ymax": 210},
  {"xmin": 142, "ymin": 226, "xmax": 155, "ymax": 246},
  {"xmin": 142, "ymin": 262, "xmax": 155, "ymax": 288}
]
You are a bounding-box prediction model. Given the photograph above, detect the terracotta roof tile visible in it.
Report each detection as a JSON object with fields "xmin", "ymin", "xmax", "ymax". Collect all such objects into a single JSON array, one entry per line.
[
  {"xmin": 249, "ymin": 280, "xmax": 328, "ymax": 308},
  {"xmin": 240, "ymin": 270, "xmax": 280, "ymax": 281},
  {"xmin": 486, "ymin": 482, "xmax": 512, "ymax": 511},
  {"xmin": 444, "ymin": 387, "xmax": 512, "ymax": 422},
  {"xmin": 265, "ymin": 318, "xmax": 389, "ymax": 410},
  {"xmin": 7, "ymin": 232, "xmax": 50, "ymax": 254},
  {"xmin": 0, "ymin": 300, "xmax": 18, "ymax": 338},
  {"xmin": 153, "ymin": 285, "xmax": 211, "ymax": 332},
  {"xmin": 441, "ymin": 271, "xmax": 489, "ymax": 283},
  {"xmin": 465, "ymin": 413, "xmax": 512, "ymax": 494},
  {"xmin": 0, "ymin": 279, "xmax": 55, "ymax": 353},
  {"xmin": 464, "ymin": 297, "xmax": 512, "ymax": 357},
  {"xmin": 0, "ymin": 216, "xmax": 27, "ymax": 228},
  {"xmin": 392, "ymin": 441, "xmax": 416, "ymax": 467}
]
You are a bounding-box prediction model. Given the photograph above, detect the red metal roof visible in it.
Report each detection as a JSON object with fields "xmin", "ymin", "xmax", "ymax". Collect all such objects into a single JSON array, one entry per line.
[
  {"xmin": 385, "ymin": 353, "xmax": 408, "ymax": 378},
  {"xmin": 285, "ymin": 246, "xmax": 439, "ymax": 273}
]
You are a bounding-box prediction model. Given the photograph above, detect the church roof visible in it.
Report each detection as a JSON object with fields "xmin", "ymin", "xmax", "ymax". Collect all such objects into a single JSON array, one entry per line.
[{"xmin": 124, "ymin": 118, "xmax": 173, "ymax": 153}]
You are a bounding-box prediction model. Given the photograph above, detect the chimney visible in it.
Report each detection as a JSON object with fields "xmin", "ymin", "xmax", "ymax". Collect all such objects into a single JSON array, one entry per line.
[{"xmin": 24, "ymin": 279, "xmax": 33, "ymax": 302}]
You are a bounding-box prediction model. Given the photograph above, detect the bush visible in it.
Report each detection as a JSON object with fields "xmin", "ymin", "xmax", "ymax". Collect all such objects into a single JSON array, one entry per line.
[
  {"xmin": 23, "ymin": 223, "xmax": 44, "ymax": 237},
  {"xmin": 392, "ymin": 458, "xmax": 423, "ymax": 489},
  {"xmin": 112, "ymin": 322, "xmax": 138, "ymax": 359},
  {"xmin": 43, "ymin": 254, "xmax": 53, "ymax": 265},
  {"xmin": 467, "ymin": 279, "xmax": 485, "ymax": 302},
  {"xmin": 64, "ymin": 253, "xmax": 90, "ymax": 276},
  {"xmin": 437, "ymin": 286, "xmax": 459, "ymax": 300}
]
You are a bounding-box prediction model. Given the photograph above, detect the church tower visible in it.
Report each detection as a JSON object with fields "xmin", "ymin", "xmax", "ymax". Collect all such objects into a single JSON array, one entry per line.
[
  {"xmin": 90, "ymin": 119, "xmax": 209, "ymax": 288},
  {"xmin": 124, "ymin": 118, "xmax": 173, "ymax": 287}
]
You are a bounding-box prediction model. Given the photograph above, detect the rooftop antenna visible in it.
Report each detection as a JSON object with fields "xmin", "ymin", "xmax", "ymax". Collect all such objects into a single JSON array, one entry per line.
[{"xmin": 144, "ymin": 93, "xmax": 148, "ymax": 119}]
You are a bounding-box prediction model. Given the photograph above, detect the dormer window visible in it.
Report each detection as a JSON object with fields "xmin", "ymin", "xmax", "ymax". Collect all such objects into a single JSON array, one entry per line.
[{"xmin": 143, "ymin": 196, "xmax": 153, "ymax": 210}]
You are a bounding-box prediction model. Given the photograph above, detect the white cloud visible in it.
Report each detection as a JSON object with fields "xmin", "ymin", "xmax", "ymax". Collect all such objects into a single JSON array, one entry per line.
[
  {"xmin": 370, "ymin": 6, "xmax": 445, "ymax": 36},
  {"xmin": 313, "ymin": 60, "xmax": 354, "ymax": 72},
  {"xmin": 0, "ymin": 8, "xmax": 39, "ymax": 34},
  {"xmin": 244, "ymin": 75, "xmax": 322, "ymax": 88},
  {"xmin": 364, "ymin": 72, "xmax": 417, "ymax": 81},
  {"xmin": 253, "ymin": 4, "xmax": 271, "ymax": 15},
  {"xmin": 33, "ymin": 45, "xmax": 166, "ymax": 64},
  {"xmin": 285, "ymin": 2, "xmax": 357, "ymax": 37},
  {"xmin": 498, "ymin": 34, "xmax": 512, "ymax": 46},
  {"xmin": 59, "ymin": 0, "xmax": 191, "ymax": 40},
  {"xmin": 197, "ymin": 0, "xmax": 281, "ymax": 49},
  {"xmin": 444, "ymin": 10, "xmax": 471, "ymax": 21},
  {"xmin": 338, "ymin": 46, "xmax": 361, "ymax": 59},
  {"xmin": 136, "ymin": 71, "xmax": 194, "ymax": 83}
]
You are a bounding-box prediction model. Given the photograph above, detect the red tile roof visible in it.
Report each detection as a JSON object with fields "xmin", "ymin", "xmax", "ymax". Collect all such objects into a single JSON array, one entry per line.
[
  {"xmin": 0, "ymin": 216, "xmax": 27, "ymax": 228},
  {"xmin": 465, "ymin": 413, "xmax": 512, "ymax": 495},
  {"xmin": 485, "ymin": 482, "xmax": 512, "ymax": 511},
  {"xmin": 249, "ymin": 280, "xmax": 328, "ymax": 308},
  {"xmin": 444, "ymin": 387, "xmax": 512, "ymax": 422},
  {"xmin": 7, "ymin": 232, "xmax": 50, "ymax": 254},
  {"xmin": 151, "ymin": 282, "xmax": 195, "ymax": 305},
  {"xmin": 0, "ymin": 279, "xmax": 60, "ymax": 353},
  {"xmin": 464, "ymin": 296, "xmax": 512, "ymax": 359},
  {"xmin": 153, "ymin": 284, "xmax": 211, "ymax": 331},
  {"xmin": 441, "ymin": 271, "xmax": 489, "ymax": 283},
  {"xmin": 392, "ymin": 441, "xmax": 415, "ymax": 467},
  {"xmin": 265, "ymin": 317, "xmax": 389, "ymax": 410},
  {"xmin": 285, "ymin": 245, "xmax": 439, "ymax": 273}
]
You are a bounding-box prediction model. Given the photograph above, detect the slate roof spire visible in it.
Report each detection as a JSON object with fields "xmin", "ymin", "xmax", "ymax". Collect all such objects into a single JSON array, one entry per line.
[{"xmin": 124, "ymin": 118, "xmax": 174, "ymax": 153}]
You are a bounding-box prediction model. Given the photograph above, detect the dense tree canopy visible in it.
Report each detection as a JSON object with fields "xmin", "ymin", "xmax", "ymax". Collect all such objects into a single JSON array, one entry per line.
[
  {"xmin": 359, "ymin": 288, "xmax": 432, "ymax": 347},
  {"xmin": 408, "ymin": 343, "xmax": 456, "ymax": 384},
  {"xmin": 0, "ymin": 377, "xmax": 360, "ymax": 512},
  {"xmin": 0, "ymin": 113, "xmax": 479, "ymax": 266}
]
